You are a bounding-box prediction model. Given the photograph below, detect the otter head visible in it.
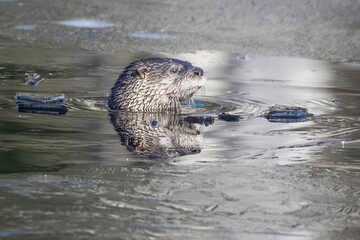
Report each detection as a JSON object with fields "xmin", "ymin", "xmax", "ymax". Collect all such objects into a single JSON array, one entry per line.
[{"xmin": 108, "ymin": 58, "xmax": 206, "ymax": 112}]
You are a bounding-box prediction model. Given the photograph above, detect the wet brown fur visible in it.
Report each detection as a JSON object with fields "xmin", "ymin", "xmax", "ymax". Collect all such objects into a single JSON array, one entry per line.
[{"xmin": 108, "ymin": 58, "xmax": 206, "ymax": 112}]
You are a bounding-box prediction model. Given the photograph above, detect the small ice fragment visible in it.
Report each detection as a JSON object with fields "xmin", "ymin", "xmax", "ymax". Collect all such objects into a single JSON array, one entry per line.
[{"xmin": 15, "ymin": 24, "xmax": 37, "ymax": 30}]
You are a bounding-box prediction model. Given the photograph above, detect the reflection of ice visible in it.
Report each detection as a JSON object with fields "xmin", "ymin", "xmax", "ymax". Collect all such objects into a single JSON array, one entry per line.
[
  {"xmin": 57, "ymin": 19, "xmax": 113, "ymax": 28},
  {"xmin": 230, "ymin": 56, "xmax": 338, "ymax": 116},
  {"xmin": 178, "ymin": 51, "xmax": 360, "ymax": 168},
  {"xmin": 180, "ymin": 52, "xmax": 336, "ymax": 106},
  {"xmin": 239, "ymin": 57, "xmax": 335, "ymax": 88}
]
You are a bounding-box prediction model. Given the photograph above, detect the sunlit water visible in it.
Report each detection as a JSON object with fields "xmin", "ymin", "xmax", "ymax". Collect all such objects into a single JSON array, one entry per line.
[{"xmin": 0, "ymin": 47, "xmax": 360, "ymax": 239}]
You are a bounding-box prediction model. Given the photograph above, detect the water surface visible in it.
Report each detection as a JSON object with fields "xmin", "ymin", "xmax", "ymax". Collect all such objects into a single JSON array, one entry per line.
[{"xmin": 0, "ymin": 47, "xmax": 360, "ymax": 239}]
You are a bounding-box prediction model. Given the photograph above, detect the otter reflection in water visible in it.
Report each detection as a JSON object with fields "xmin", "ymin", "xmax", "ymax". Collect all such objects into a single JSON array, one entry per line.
[{"xmin": 109, "ymin": 111, "xmax": 203, "ymax": 158}]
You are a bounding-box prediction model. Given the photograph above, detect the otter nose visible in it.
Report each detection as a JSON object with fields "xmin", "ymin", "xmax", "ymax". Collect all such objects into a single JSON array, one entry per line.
[{"xmin": 193, "ymin": 67, "xmax": 204, "ymax": 76}]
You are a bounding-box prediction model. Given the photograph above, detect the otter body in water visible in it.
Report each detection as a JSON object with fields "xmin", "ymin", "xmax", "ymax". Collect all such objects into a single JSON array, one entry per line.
[
  {"xmin": 110, "ymin": 112, "xmax": 202, "ymax": 158},
  {"xmin": 108, "ymin": 58, "xmax": 206, "ymax": 112}
]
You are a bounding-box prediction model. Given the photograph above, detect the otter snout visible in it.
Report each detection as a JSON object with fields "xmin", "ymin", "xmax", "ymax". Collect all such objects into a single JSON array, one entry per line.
[{"xmin": 191, "ymin": 66, "xmax": 206, "ymax": 88}]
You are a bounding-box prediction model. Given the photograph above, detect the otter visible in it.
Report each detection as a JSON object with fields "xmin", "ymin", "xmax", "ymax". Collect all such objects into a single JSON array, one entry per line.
[{"xmin": 108, "ymin": 58, "xmax": 206, "ymax": 112}]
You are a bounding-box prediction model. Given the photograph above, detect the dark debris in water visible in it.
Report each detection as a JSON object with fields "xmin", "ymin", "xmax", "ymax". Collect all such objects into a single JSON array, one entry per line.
[
  {"xmin": 183, "ymin": 116, "xmax": 215, "ymax": 126},
  {"xmin": 218, "ymin": 112, "xmax": 242, "ymax": 122},
  {"xmin": 16, "ymin": 93, "xmax": 68, "ymax": 115},
  {"xmin": 263, "ymin": 105, "xmax": 309, "ymax": 123},
  {"xmin": 25, "ymin": 72, "xmax": 44, "ymax": 86},
  {"xmin": 17, "ymin": 103, "xmax": 68, "ymax": 115}
]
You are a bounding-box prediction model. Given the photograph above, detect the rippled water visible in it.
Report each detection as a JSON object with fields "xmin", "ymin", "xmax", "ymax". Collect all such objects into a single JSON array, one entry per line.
[{"xmin": 0, "ymin": 47, "xmax": 360, "ymax": 239}]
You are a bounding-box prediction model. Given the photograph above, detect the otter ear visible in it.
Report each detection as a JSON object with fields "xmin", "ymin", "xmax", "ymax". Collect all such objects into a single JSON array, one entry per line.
[{"xmin": 137, "ymin": 66, "xmax": 150, "ymax": 79}]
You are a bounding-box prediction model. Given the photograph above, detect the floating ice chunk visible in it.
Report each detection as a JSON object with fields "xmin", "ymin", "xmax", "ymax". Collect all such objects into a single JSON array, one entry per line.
[{"xmin": 57, "ymin": 19, "xmax": 114, "ymax": 28}]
